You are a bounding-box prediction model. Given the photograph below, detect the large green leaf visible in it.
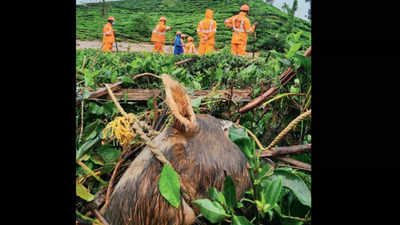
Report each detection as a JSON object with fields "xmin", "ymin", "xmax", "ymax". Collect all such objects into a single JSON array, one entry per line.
[
  {"xmin": 223, "ymin": 175, "xmax": 236, "ymax": 212},
  {"xmin": 263, "ymin": 176, "xmax": 283, "ymax": 211},
  {"xmin": 158, "ymin": 164, "xmax": 181, "ymax": 208},
  {"xmin": 229, "ymin": 126, "xmax": 254, "ymax": 159},
  {"xmin": 208, "ymin": 187, "xmax": 220, "ymax": 203},
  {"xmin": 232, "ymin": 215, "xmax": 253, "ymax": 225},
  {"xmin": 76, "ymin": 182, "xmax": 94, "ymax": 202},
  {"xmin": 192, "ymin": 199, "xmax": 230, "ymax": 223},
  {"xmin": 272, "ymin": 169, "xmax": 311, "ymax": 207}
]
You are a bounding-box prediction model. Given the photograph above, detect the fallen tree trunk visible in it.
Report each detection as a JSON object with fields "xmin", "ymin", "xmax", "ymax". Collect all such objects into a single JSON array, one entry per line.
[
  {"xmin": 239, "ymin": 46, "xmax": 311, "ymax": 113},
  {"xmin": 101, "ymin": 88, "xmax": 252, "ymax": 102},
  {"xmin": 77, "ymin": 81, "xmax": 123, "ymax": 105}
]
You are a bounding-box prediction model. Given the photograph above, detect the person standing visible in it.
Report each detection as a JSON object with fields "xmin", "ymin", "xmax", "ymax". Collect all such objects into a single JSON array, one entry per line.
[
  {"xmin": 224, "ymin": 5, "xmax": 256, "ymax": 56},
  {"xmin": 151, "ymin": 17, "xmax": 171, "ymax": 54},
  {"xmin": 173, "ymin": 31, "xmax": 184, "ymax": 55},
  {"xmin": 184, "ymin": 36, "xmax": 196, "ymax": 54},
  {"xmin": 197, "ymin": 9, "xmax": 217, "ymax": 55},
  {"xmin": 102, "ymin": 16, "xmax": 116, "ymax": 52}
]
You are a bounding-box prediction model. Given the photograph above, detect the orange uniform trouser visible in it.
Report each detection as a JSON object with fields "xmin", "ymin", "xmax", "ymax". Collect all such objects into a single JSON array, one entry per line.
[
  {"xmin": 153, "ymin": 42, "xmax": 164, "ymax": 53},
  {"xmin": 231, "ymin": 42, "xmax": 247, "ymax": 56},
  {"xmin": 198, "ymin": 42, "xmax": 214, "ymax": 55},
  {"xmin": 102, "ymin": 42, "xmax": 113, "ymax": 52}
]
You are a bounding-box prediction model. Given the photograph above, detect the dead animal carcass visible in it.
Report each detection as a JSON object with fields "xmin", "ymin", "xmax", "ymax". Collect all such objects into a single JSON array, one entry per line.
[{"xmin": 102, "ymin": 75, "xmax": 251, "ymax": 225}]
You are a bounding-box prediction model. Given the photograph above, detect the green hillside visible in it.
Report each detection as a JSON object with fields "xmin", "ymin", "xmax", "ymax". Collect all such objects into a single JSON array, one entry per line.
[{"xmin": 76, "ymin": 0, "xmax": 311, "ymax": 52}]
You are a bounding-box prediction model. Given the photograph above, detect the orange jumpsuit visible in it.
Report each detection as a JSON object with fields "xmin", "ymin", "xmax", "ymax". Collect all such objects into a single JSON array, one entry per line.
[
  {"xmin": 224, "ymin": 12, "xmax": 255, "ymax": 56},
  {"xmin": 184, "ymin": 41, "xmax": 196, "ymax": 54},
  {"xmin": 197, "ymin": 9, "xmax": 217, "ymax": 55},
  {"xmin": 102, "ymin": 23, "xmax": 115, "ymax": 52},
  {"xmin": 151, "ymin": 22, "xmax": 168, "ymax": 53}
]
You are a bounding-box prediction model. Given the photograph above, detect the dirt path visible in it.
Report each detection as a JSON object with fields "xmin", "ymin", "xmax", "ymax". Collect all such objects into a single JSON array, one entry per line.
[
  {"xmin": 77, "ymin": 40, "xmax": 174, "ymax": 53},
  {"xmin": 76, "ymin": 40, "xmax": 260, "ymax": 57}
]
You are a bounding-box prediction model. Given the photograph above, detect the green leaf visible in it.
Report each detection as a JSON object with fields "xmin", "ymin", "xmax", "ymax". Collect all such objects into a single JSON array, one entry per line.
[
  {"xmin": 76, "ymin": 182, "xmax": 94, "ymax": 202},
  {"xmin": 232, "ymin": 215, "xmax": 253, "ymax": 225},
  {"xmin": 121, "ymin": 75, "xmax": 134, "ymax": 84},
  {"xmin": 217, "ymin": 192, "xmax": 227, "ymax": 206},
  {"xmin": 216, "ymin": 68, "xmax": 223, "ymax": 82},
  {"xmin": 208, "ymin": 187, "xmax": 219, "ymax": 202},
  {"xmin": 264, "ymin": 176, "xmax": 283, "ymax": 209},
  {"xmin": 86, "ymin": 129, "xmax": 97, "ymax": 141},
  {"xmin": 171, "ymin": 68, "xmax": 184, "ymax": 76},
  {"xmin": 192, "ymin": 80, "xmax": 201, "ymax": 89},
  {"xmin": 229, "ymin": 126, "xmax": 254, "ymax": 159},
  {"xmin": 228, "ymin": 126, "xmax": 248, "ymax": 142},
  {"xmin": 103, "ymin": 101, "xmax": 117, "ymax": 115},
  {"xmin": 286, "ymin": 43, "xmax": 302, "ymax": 58},
  {"xmin": 191, "ymin": 96, "xmax": 204, "ymax": 108},
  {"xmin": 89, "ymin": 103, "xmax": 104, "ymax": 115},
  {"xmin": 76, "ymin": 136, "xmax": 101, "ymax": 160},
  {"xmin": 192, "ymin": 199, "xmax": 230, "ymax": 223},
  {"xmin": 272, "ymin": 169, "xmax": 311, "ymax": 207},
  {"xmin": 159, "ymin": 164, "xmax": 181, "ymax": 208},
  {"xmin": 223, "ymin": 175, "xmax": 236, "ymax": 212},
  {"xmin": 95, "ymin": 144, "xmax": 120, "ymax": 163}
]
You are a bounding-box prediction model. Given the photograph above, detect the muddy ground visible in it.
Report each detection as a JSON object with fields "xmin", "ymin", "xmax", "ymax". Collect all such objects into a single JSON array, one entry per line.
[{"xmin": 76, "ymin": 40, "xmax": 260, "ymax": 57}]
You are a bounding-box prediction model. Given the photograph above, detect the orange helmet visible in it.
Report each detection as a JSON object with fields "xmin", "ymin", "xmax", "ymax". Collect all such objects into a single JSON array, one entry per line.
[
  {"xmin": 240, "ymin": 4, "xmax": 250, "ymax": 11},
  {"xmin": 159, "ymin": 17, "xmax": 167, "ymax": 21},
  {"xmin": 176, "ymin": 31, "xmax": 182, "ymax": 35},
  {"xmin": 107, "ymin": 16, "xmax": 115, "ymax": 22},
  {"xmin": 181, "ymin": 34, "xmax": 186, "ymax": 37}
]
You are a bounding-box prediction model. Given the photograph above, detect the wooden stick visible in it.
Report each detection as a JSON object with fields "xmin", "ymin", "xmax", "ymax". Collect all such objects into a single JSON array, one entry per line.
[
  {"xmin": 104, "ymin": 84, "xmax": 128, "ymax": 118},
  {"xmin": 260, "ymin": 144, "xmax": 311, "ymax": 157},
  {"xmin": 239, "ymin": 47, "xmax": 311, "ymax": 113},
  {"xmin": 79, "ymin": 99, "xmax": 84, "ymax": 142},
  {"xmin": 91, "ymin": 208, "xmax": 110, "ymax": 225},
  {"xmin": 275, "ymin": 157, "xmax": 311, "ymax": 171},
  {"xmin": 175, "ymin": 57, "xmax": 195, "ymax": 66},
  {"xmin": 130, "ymin": 73, "xmax": 160, "ymax": 81}
]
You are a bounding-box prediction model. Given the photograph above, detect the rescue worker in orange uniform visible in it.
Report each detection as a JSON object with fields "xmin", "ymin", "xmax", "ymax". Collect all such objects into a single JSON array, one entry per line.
[
  {"xmin": 184, "ymin": 36, "xmax": 197, "ymax": 54},
  {"xmin": 151, "ymin": 17, "xmax": 171, "ymax": 54},
  {"xmin": 197, "ymin": 9, "xmax": 217, "ymax": 55},
  {"xmin": 224, "ymin": 5, "xmax": 256, "ymax": 56},
  {"xmin": 102, "ymin": 16, "xmax": 116, "ymax": 52}
]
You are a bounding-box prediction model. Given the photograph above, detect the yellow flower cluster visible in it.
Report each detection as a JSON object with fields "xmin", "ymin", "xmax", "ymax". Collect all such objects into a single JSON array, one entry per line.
[{"xmin": 102, "ymin": 113, "xmax": 136, "ymax": 147}]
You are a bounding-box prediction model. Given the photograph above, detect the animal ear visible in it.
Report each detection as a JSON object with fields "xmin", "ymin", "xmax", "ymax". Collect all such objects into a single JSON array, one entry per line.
[{"xmin": 161, "ymin": 74, "xmax": 198, "ymax": 134}]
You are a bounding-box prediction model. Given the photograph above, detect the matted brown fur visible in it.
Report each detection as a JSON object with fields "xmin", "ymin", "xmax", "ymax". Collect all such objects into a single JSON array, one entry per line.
[
  {"xmin": 104, "ymin": 115, "xmax": 251, "ymax": 225},
  {"xmin": 103, "ymin": 75, "xmax": 251, "ymax": 225}
]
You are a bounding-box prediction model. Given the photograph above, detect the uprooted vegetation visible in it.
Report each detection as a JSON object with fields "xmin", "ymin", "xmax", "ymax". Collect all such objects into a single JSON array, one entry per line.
[{"xmin": 76, "ymin": 32, "xmax": 311, "ymax": 225}]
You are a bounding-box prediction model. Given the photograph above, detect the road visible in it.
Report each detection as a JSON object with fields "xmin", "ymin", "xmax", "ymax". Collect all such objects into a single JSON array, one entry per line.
[{"xmin": 76, "ymin": 40, "xmax": 260, "ymax": 57}]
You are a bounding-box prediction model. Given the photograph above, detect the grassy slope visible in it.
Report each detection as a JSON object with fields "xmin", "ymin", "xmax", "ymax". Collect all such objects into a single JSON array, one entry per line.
[{"xmin": 76, "ymin": 0, "xmax": 310, "ymax": 51}]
